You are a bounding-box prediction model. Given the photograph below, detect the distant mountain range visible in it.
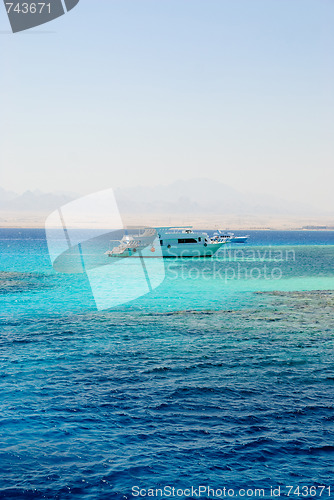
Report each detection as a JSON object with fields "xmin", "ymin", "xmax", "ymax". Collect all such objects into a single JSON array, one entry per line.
[
  {"xmin": 0, "ymin": 188, "xmax": 74, "ymax": 212},
  {"xmin": 0, "ymin": 179, "xmax": 330, "ymax": 217},
  {"xmin": 114, "ymin": 179, "xmax": 326, "ymax": 216}
]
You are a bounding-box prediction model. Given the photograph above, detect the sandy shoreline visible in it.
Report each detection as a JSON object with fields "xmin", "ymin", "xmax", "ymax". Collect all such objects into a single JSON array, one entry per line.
[{"xmin": 0, "ymin": 211, "xmax": 333, "ymax": 231}]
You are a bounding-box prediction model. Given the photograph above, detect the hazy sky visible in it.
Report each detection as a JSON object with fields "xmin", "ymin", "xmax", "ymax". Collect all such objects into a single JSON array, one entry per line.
[{"xmin": 1, "ymin": 0, "xmax": 333, "ymax": 211}]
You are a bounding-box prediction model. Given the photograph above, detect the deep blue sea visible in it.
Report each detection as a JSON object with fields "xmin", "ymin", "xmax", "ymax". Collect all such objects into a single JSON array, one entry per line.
[{"xmin": 0, "ymin": 229, "xmax": 333, "ymax": 500}]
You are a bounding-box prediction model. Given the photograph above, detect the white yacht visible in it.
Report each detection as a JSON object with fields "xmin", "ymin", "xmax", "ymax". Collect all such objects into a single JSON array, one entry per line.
[
  {"xmin": 211, "ymin": 231, "xmax": 249, "ymax": 244},
  {"xmin": 105, "ymin": 228, "xmax": 157, "ymax": 257},
  {"xmin": 158, "ymin": 227, "xmax": 225, "ymax": 257},
  {"xmin": 105, "ymin": 227, "xmax": 226, "ymax": 258}
]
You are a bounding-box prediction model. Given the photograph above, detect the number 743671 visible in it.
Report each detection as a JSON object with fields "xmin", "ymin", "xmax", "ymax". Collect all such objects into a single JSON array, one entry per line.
[{"xmin": 5, "ymin": 3, "xmax": 51, "ymax": 14}]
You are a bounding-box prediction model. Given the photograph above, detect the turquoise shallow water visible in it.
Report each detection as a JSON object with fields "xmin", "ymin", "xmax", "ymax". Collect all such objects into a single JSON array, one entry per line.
[{"xmin": 0, "ymin": 230, "xmax": 333, "ymax": 499}]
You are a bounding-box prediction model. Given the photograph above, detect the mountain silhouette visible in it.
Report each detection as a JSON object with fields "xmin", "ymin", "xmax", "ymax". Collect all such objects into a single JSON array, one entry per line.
[
  {"xmin": 114, "ymin": 178, "xmax": 323, "ymax": 216},
  {"xmin": 0, "ymin": 179, "xmax": 328, "ymax": 217}
]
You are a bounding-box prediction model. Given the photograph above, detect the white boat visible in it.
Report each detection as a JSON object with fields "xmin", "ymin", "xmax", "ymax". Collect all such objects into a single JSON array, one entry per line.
[
  {"xmin": 211, "ymin": 231, "xmax": 249, "ymax": 244},
  {"xmin": 158, "ymin": 227, "xmax": 226, "ymax": 257},
  {"xmin": 105, "ymin": 228, "xmax": 157, "ymax": 257},
  {"xmin": 105, "ymin": 227, "xmax": 226, "ymax": 258}
]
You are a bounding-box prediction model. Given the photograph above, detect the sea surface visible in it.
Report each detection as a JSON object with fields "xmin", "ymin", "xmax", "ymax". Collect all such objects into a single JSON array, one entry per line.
[{"xmin": 0, "ymin": 229, "xmax": 333, "ymax": 499}]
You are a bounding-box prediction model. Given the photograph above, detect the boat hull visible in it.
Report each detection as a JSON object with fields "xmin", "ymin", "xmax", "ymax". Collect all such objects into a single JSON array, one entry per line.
[
  {"xmin": 229, "ymin": 236, "xmax": 249, "ymax": 243},
  {"xmin": 161, "ymin": 242, "xmax": 225, "ymax": 258}
]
